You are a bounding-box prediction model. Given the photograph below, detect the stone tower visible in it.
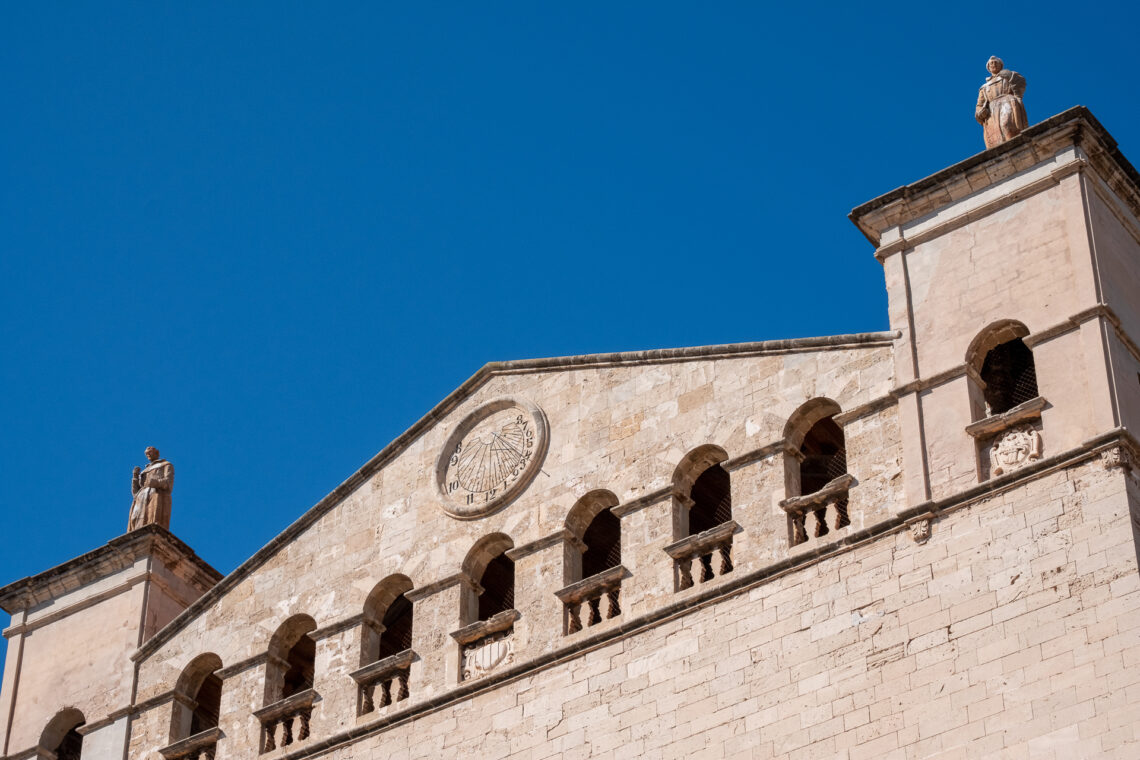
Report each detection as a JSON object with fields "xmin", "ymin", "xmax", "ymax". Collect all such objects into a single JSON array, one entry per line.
[{"xmin": 0, "ymin": 527, "xmax": 219, "ymax": 759}]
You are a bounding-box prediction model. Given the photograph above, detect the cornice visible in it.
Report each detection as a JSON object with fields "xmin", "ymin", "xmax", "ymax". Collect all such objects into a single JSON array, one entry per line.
[
  {"xmin": 0, "ymin": 525, "xmax": 220, "ymax": 615},
  {"xmin": 849, "ymin": 107, "xmax": 1140, "ymax": 249}
]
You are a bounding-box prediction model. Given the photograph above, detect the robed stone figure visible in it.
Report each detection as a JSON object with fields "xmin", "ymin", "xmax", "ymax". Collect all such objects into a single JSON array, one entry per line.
[
  {"xmin": 129, "ymin": 447, "xmax": 173, "ymax": 531},
  {"xmin": 975, "ymin": 56, "xmax": 1027, "ymax": 149}
]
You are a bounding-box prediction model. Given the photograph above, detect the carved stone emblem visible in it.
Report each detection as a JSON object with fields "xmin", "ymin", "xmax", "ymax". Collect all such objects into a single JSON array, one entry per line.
[
  {"xmin": 461, "ymin": 629, "xmax": 514, "ymax": 681},
  {"xmin": 990, "ymin": 425, "xmax": 1042, "ymax": 476},
  {"xmin": 437, "ymin": 398, "xmax": 549, "ymax": 519},
  {"xmin": 909, "ymin": 518, "xmax": 932, "ymax": 544},
  {"xmin": 1101, "ymin": 447, "xmax": 1133, "ymax": 472}
]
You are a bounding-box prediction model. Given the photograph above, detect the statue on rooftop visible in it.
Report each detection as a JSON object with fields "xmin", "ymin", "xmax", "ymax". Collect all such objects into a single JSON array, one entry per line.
[
  {"xmin": 975, "ymin": 56, "xmax": 1028, "ymax": 149},
  {"xmin": 129, "ymin": 446, "xmax": 173, "ymax": 531}
]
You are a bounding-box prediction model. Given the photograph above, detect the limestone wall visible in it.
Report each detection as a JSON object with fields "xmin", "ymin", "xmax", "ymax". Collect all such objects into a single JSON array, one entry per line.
[
  {"xmin": 127, "ymin": 344, "xmax": 902, "ymax": 757},
  {"xmin": 134, "ymin": 443, "xmax": 1140, "ymax": 759}
]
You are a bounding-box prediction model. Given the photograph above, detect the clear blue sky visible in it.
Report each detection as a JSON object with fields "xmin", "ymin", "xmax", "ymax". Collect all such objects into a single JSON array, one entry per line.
[{"xmin": 2, "ymin": 2, "xmax": 1138, "ymax": 669}]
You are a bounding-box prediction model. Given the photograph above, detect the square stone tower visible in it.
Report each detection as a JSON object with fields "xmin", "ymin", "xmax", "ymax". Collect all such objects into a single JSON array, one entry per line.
[{"xmin": 0, "ymin": 527, "xmax": 219, "ymax": 759}]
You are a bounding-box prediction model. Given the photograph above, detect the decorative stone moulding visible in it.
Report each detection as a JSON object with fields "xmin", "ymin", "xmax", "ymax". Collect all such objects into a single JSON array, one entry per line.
[
  {"xmin": 554, "ymin": 564, "xmax": 626, "ymax": 634},
  {"xmin": 349, "ymin": 648, "xmax": 414, "ymax": 716},
  {"xmin": 664, "ymin": 520, "xmax": 738, "ymax": 590},
  {"xmin": 779, "ymin": 473, "xmax": 854, "ymax": 546},
  {"xmin": 253, "ymin": 687, "xmax": 316, "ymax": 754},
  {"xmin": 435, "ymin": 398, "xmax": 549, "ymax": 519},
  {"xmin": 158, "ymin": 726, "xmax": 221, "ymax": 760},
  {"xmin": 1100, "ymin": 446, "xmax": 1133, "ymax": 472},
  {"xmin": 906, "ymin": 515, "xmax": 935, "ymax": 544},
  {"xmin": 450, "ymin": 609, "xmax": 520, "ymax": 681}
]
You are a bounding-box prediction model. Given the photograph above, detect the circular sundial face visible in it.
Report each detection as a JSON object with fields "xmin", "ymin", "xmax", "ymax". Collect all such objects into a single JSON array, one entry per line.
[{"xmin": 437, "ymin": 398, "xmax": 548, "ymax": 519}]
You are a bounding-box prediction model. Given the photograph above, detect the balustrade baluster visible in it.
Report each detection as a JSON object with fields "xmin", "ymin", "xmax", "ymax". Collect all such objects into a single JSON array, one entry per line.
[
  {"xmin": 568, "ymin": 602, "xmax": 582, "ymax": 633},
  {"xmin": 699, "ymin": 553, "xmax": 714, "ymax": 582},
  {"xmin": 606, "ymin": 587, "xmax": 620, "ymax": 618},
  {"xmin": 397, "ymin": 670, "xmax": 410, "ymax": 701},
  {"xmin": 298, "ymin": 710, "xmax": 310, "ymax": 741},
  {"xmin": 380, "ymin": 678, "xmax": 392, "ymax": 707},
  {"xmin": 361, "ymin": 682, "xmax": 375, "ymax": 713},
  {"xmin": 718, "ymin": 542, "xmax": 733, "ymax": 575},
  {"xmin": 588, "ymin": 596, "xmax": 601, "ymax": 626},
  {"xmin": 814, "ymin": 508, "xmax": 829, "ymax": 537},
  {"xmin": 792, "ymin": 513, "xmax": 808, "ymax": 545},
  {"xmin": 834, "ymin": 498, "xmax": 850, "ymax": 528},
  {"xmin": 263, "ymin": 719, "xmax": 277, "ymax": 752},
  {"xmin": 281, "ymin": 715, "xmax": 293, "ymax": 746},
  {"xmin": 678, "ymin": 557, "xmax": 694, "ymax": 589}
]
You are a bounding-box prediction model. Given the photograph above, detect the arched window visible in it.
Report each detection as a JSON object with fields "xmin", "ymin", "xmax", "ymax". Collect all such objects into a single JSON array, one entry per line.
[
  {"xmin": 782, "ymin": 399, "xmax": 852, "ymax": 545},
  {"xmin": 581, "ymin": 508, "xmax": 622, "ymax": 579},
  {"xmin": 357, "ymin": 575, "xmax": 415, "ymax": 715},
  {"xmin": 362, "ymin": 575, "xmax": 415, "ymax": 664},
  {"xmin": 170, "ymin": 653, "xmax": 224, "ymax": 742},
  {"xmin": 966, "ymin": 320, "xmax": 1039, "ymax": 416},
  {"xmin": 460, "ymin": 533, "xmax": 516, "ymax": 626},
  {"xmin": 671, "ymin": 444, "xmax": 731, "ymax": 540},
  {"xmin": 564, "ymin": 490, "xmax": 622, "ymax": 583},
  {"xmin": 981, "ymin": 338, "xmax": 1038, "ymax": 414},
  {"xmin": 259, "ymin": 615, "xmax": 317, "ymax": 751},
  {"xmin": 265, "ymin": 614, "xmax": 317, "ymax": 702},
  {"xmin": 40, "ymin": 709, "xmax": 85, "ymax": 760},
  {"xmin": 559, "ymin": 491, "xmax": 624, "ymax": 632},
  {"xmin": 667, "ymin": 446, "xmax": 735, "ymax": 590}
]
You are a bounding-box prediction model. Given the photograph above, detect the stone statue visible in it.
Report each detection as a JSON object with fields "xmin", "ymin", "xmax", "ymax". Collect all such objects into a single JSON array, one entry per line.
[
  {"xmin": 129, "ymin": 446, "xmax": 173, "ymax": 531},
  {"xmin": 975, "ymin": 56, "xmax": 1027, "ymax": 149}
]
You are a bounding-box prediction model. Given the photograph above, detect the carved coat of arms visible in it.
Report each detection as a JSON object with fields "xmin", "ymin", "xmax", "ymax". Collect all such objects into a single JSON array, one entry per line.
[{"xmin": 991, "ymin": 425, "xmax": 1042, "ymax": 476}]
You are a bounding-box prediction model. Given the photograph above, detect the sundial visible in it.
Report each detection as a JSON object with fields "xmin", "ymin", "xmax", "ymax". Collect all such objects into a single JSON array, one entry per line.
[{"xmin": 437, "ymin": 398, "xmax": 549, "ymax": 518}]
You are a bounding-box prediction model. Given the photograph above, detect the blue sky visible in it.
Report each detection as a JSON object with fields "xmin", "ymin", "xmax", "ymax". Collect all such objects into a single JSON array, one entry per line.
[{"xmin": 2, "ymin": 2, "xmax": 1138, "ymax": 670}]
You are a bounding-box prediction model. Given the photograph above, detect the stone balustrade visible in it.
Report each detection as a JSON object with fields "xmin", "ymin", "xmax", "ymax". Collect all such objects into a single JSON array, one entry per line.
[
  {"xmin": 349, "ymin": 648, "xmax": 414, "ymax": 715},
  {"xmin": 554, "ymin": 564, "xmax": 626, "ymax": 634},
  {"xmin": 779, "ymin": 473, "xmax": 854, "ymax": 546},
  {"xmin": 253, "ymin": 688, "xmax": 315, "ymax": 753},
  {"xmin": 664, "ymin": 521, "xmax": 738, "ymax": 591}
]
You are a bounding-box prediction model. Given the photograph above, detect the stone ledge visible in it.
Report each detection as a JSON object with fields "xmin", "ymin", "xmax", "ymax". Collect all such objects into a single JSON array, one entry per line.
[
  {"xmin": 965, "ymin": 396, "xmax": 1047, "ymax": 438},
  {"xmin": 159, "ymin": 726, "xmax": 222, "ymax": 760},
  {"xmin": 252, "ymin": 688, "xmax": 317, "ymax": 724},
  {"xmin": 349, "ymin": 649, "xmax": 415, "ymax": 686},
  {"xmin": 449, "ymin": 609, "xmax": 520, "ymax": 646},
  {"xmin": 663, "ymin": 521, "xmax": 739, "ymax": 560},
  {"xmin": 554, "ymin": 565, "xmax": 626, "ymax": 605},
  {"xmin": 779, "ymin": 474, "xmax": 855, "ymax": 514}
]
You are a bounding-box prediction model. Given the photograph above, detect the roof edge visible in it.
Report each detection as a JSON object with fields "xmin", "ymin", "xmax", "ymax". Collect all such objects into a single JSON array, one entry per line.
[
  {"xmin": 133, "ymin": 329, "xmax": 898, "ymax": 660},
  {"xmin": 849, "ymin": 106, "xmax": 1140, "ymax": 246},
  {"xmin": 0, "ymin": 525, "xmax": 222, "ymax": 615}
]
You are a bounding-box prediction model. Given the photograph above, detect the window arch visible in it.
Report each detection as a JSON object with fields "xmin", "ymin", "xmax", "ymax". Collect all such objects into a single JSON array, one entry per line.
[
  {"xmin": 967, "ymin": 320, "xmax": 1038, "ymax": 416},
  {"xmin": 461, "ymin": 533, "xmax": 515, "ymax": 625},
  {"xmin": 265, "ymin": 614, "xmax": 317, "ymax": 704},
  {"xmin": 671, "ymin": 444, "xmax": 731, "ymax": 540},
  {"xmin": 564, "ymin": 490, "xmax": 621, "ymax": 584},
  {"xmin": 782, "ymin": 398, "xmax": 851, "ymax": 544},
  {"xmin": 170, "ymin": 653, "xmax": 224, "ymax": 742},
  {"xmin": 40, "ymin": 708, "xmax": 85, "ymax": 760},
  {"xmin": 362, "ymin": 574, "xmax": 415, "ymax": 665}
]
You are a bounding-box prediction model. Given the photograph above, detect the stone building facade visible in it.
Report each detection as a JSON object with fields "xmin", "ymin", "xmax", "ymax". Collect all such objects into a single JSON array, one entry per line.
[{"xmin": 3, "ymin": 105, "xmax": 1140, "ymax": 759}]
